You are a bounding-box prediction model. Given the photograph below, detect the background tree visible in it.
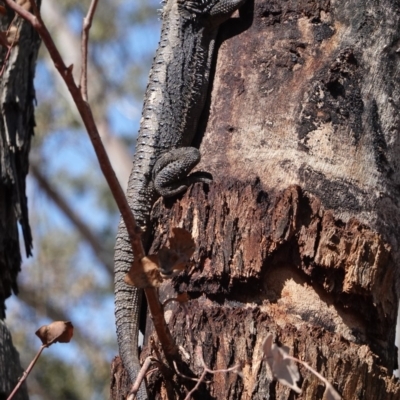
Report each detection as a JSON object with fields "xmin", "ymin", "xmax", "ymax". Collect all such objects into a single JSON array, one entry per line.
[
  {"xmin": 3, "ymin": 0, "xmax": 159, "ymax": 398},
  {"xmin": 3, "ymin": 0, "xmax": 400, "ymax": 399},
  {"xmin": 0, "ymin": 1, "xmax": 40, "ymax": 398}
]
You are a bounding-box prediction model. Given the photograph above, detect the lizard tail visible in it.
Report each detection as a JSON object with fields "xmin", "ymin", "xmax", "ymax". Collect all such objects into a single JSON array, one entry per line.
[{"xmin": 114, "ymin": 217, "xmax": 148, "ymax": 400}]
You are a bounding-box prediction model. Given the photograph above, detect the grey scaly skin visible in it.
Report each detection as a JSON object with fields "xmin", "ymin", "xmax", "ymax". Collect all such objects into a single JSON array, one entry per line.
[{"xmin": 114, "ymin": 0, "xmax": 247, "ymax": 397}]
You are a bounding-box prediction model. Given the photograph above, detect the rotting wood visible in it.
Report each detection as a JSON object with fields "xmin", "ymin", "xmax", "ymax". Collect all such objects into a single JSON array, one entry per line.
[
  {"xmin": 146, "ymin": 182, "xmax": 399, "ymax": 399},
  {"xmin": 111, "ymin": 0, "xmax": 400, "ymax": 398}
]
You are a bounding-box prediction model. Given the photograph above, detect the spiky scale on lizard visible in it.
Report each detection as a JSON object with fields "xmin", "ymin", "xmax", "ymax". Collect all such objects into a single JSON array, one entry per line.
[{"xmin": 114, "ymin": 0, "xmax": 247, "ymax": 397}]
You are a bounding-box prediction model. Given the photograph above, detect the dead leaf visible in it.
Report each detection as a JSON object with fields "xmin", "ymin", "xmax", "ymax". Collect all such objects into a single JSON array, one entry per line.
[
  {"xmin": 125, "ymin": 255, "xmax": 163, "ymax": 288},
  {"xmin": 0, "ymin": 25, "xmax": 21, "ymax": 50},
  {"xmin": 0, "ymin": 31, "xmax": 9, "ymax": 49},
  {"xmin": 324, "ymin": 384, "xmax": 342, "ymax": 400},
  {"xmin": 263, "ymin": 333, "xmax": 301, "ymax": 394},
  {"xmin": 6, "ymin": 25, "xmax": 19, "ymax": 44},
  {"xmin": 157, "ymin": 247, "xmax": 184, "ymax": 276},
  {"xmin": 262, "ymin": 334, "xmax": 341, "ymax": 399},
  {"xmin": 168, "ymin": 228, "xmax": 195, "ymax": 257},
  {"xmin": 125, "ymin": 228, "xmax": 195, "ymax": 286},
  {"xmin": 35, "ymin": 321, "xmax": 74, "ymax": 346},
  {"xmin": 157, "ymin": 228, "xmax": 195, "ymax": 276}
]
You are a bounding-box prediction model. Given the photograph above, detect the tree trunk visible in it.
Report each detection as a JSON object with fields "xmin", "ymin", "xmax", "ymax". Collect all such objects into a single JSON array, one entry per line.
[
  {"xmin": 0, "ymin": 3, "xmax": 41, "ymax": 399},
  {"xmin": 111, "ymin": 0, "xmax": 400, "ymax": 398}
]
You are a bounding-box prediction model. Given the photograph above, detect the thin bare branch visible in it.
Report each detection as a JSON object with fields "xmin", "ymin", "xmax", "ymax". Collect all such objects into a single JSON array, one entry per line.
[
  {"xmin": 80, "ymin": 0, "xmax": 99, "ymax": 100},
  {"xmin": 181, "ymin": 346, "xmax": 242, "ymax": 400},
  {"xmin": 7, "ymin": 344, "xmax": 46, "ymax": 400},
  {"xmin": 28, "ymin": 0, "xmax": 39, "ymax": 16},
  {"xmin": 173, "ymin": 360, "xmax": 210, "ymax": 383},
  {"xmin": 30, "ymin": 162, "xmax": 113, "ymax": 274},
  {"xmin": 4, "ymin": 0, "xmax": 178, "ymax": 371},
  {"xmin": 285, "ymin": 355, "xmax": 341, "ymax": 400},
  {"xmin": 127, "ymin": 357, "xmax": 154, "ymax": 400},
  {"xmin": 3, "ymin": 0, "xmax": 144, "ymax": 259},
  {"xmin": 183, "ymin": 369, "xmax": 207, "ymax": 400}
]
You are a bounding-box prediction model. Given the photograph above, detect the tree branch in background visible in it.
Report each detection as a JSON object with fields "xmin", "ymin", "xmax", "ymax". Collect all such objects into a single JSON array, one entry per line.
[
  {"xmin": 80, "ymin": 0, "xmax": 99, "ymax": 101},
  {"xmin": 40, "ymin": 0, "xmax": 133, "ymax": 189},
  {"xmin": 4, "ymin": 0, "xmax": 177, "ymax": 368},
  {"xmin": 17, "ymin": 285, "xmax": 109, "ymax": 370},
  {"xmin": 7, "ymin": 321, "xmax": 74, "ymax": 400},
  {"xmin": 3, "ymin": 0, "xmax": 144, "ymax": 260},
  {"xmin": 30, "ymin": 162, "xmax": 113, "ymax": 275}
]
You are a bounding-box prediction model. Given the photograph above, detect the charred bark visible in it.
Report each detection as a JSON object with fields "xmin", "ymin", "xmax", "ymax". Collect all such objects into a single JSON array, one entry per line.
[
  {"xmin": 0, "ymin": 3, "xmax": 41, "ymax": 399},
  {"xmin": 0, "ymin": 3, "xmax": 40, "ymax": 316},
  {"xmin": 112, "ymin": 0, "xmax": 400, "ymax": 398}
]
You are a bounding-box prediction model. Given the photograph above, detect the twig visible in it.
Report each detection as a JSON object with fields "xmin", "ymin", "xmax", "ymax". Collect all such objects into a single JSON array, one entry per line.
[
  {"xmin": 183, "ymin": 369, "xmax": 207, "ymax": 400},
  {"xmin": 4, "ymin": 0, "xmax": 178, "ymax": 375},
  {"xmin": 162, "ymin": 297, "xmax": 177, "ymax": 307},
  {"xmin": 28, "ymin": 0, "xmax": 39, "ymax": 17},
  {"xmin": 3, "ymin": 0, "xmax": 144, "ymax": 260},
  {"xmin": 173, "ymin": 360, "xmax": 210, "ymax": 383},
  {"xmin": 7, "ymin": 344, "xmax": 46, "ymax": 400},
  {"xmin": 285, "ymin": 355, "xmax": 341, "ymax": 398},
  {"xmin": 127, "ymin": 357, "xmax": 154, "ymax": 400},
  {"xmin": 145, "ymin": 287, "xmax": 179, "ymax": 360},
  {"xmin": 80, "ymin": 0, "xmax": 99, "ymax": 101},
  {"xmin": 182, "ymin": 346, "xmax": 242, "ymax": 400},
  {"xmin": 30, "ymin": 162, "xmax": 113, "ymax": 274}
]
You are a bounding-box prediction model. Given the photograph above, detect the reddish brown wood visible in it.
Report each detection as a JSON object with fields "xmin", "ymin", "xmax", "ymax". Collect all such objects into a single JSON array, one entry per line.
[
  {"xmin": 111, "ymin": 0, "xmax": 400, "ymax": 398},
  {"xmin": 144, "ymin": 183, "xmax": 400, "ymax": 399}
]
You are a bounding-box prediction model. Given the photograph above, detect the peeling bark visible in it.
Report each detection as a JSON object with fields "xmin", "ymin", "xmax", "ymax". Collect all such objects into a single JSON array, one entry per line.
[
  {"xmin": 145, "ymin": 183, "xmax": 398, "ymax": 399},
  {"xmin": 112, "ymin": 0, "xmax": 400, "ymax": 398}
]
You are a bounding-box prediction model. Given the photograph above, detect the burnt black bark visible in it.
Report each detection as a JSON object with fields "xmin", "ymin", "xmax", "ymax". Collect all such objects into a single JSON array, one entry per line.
[{"xmin": 0, "ymin": 3, "xmax": 41, "ymax": 399}]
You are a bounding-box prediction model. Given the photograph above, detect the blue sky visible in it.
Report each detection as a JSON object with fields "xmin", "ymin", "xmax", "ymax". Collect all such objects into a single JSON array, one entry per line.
[{"xmin": 6, "ymin": 2, "xmax": 162, "ymax": 398}]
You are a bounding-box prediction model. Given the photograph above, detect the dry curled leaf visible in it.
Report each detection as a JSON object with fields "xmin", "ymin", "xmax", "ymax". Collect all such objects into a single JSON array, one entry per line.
[
  {"xmin": 125, "ymin": 255, "xmax": 163, "ymax": 288},
  {"xmin": 263, "ymin": 333, "xmax": 301, "ymax": 394},
  {"xmin": 262, "ymin": 334, "xmax": 341, "ymax": 399},
  {"xmin": 0, "ymin": 31, "xmax": 9, "ymax": 49},
  {"xmin": 168, "ymin": 228, "xmax": 195, "ymax": 255},
  {"xmin": 324, "ymin": 382, "xmax": 342, "ymax": 400},
  {"xmin": 6, "ymin": 25, "xmax": 19, "ymax": 43},
  {"xmin": 35, "ymin": 321, "xmax": 74, "ymax": 346},
  {"xmin": 125, "ymin": 228, "xmax": 195, "ymax": 287},
  {"xmin": 157, "ymin": 228, "xmax": 195, "ymax": 276},
  {"xmin": 157, "ymin": 247, "xmax": 183, "ymax": 275},
  {"xmin": 0, "ymin": 25, "xmax": 20, "ymax": 49}
]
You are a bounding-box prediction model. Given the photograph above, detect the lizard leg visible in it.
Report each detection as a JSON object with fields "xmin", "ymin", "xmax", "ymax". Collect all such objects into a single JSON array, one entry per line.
[
  {"xmin": 153, "ymin": 147, "xmax": 211, "ymax": 197},
  {"xmin": 208, "ymin": 0, "xmax": 247, "ymax": 17}
]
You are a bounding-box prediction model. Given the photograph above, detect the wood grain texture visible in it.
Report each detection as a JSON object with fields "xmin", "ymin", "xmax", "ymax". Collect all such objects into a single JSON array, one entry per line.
[{"xmin": 113, "ymin": 0, "xmax": 400, "ymax": 398}]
